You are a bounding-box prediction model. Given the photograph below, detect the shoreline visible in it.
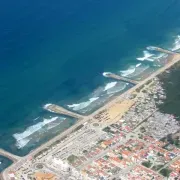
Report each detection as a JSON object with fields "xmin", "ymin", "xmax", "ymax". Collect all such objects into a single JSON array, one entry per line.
[{"xmin": 2, "ymin": 48, "xmax": 180, "ymax": 179}]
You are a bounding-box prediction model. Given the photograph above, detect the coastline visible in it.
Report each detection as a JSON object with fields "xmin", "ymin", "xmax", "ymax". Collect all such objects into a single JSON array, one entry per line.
[{"xmin": 2, "ymin": 48, "xmax": 180, "ymax": 179}]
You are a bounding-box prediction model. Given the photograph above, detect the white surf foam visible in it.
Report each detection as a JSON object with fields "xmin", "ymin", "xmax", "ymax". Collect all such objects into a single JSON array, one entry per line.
[
  {"xmin": 103, "ymin": 82, "xmax": 117, "ymax": 91},
  {"xmin": 136, "ymin": 63, "xmax": 142, "ymax": 67},
  {"xmin": 171, "ymin": 35, "xmax": 180, "ymax": 51},
  {"xmin": 137, "ymin": 51, "xmax": 154, "ymax": 61},
  {"xmin": 67, "ymin": 97, "xmax": 99, "ymax": 111},
  {"xmin": 34, "ymin": 117, "xmax": 40, "ymax": 121},
  {"xmin": 102, "ymin": 72, "xmax": 112, "ymax": 77},
  {"xmin": 133, "ymin": 65, "xmax": 150, "ymax": 77},
  {"xmin": 16, "ymin": 139, "xmax": 30, "ymax": 149},
  {"xmin": 44, "ymin": 103, "xmax": 52, "ymax": 108},
  {"xmin": 120, "ymin": 63, "xmax": 142, "ymax": 77},
  {"xmin": 152, "ymin": 53, "xmax": 166, "ymax": 60},
  {"xmin": 13, "ymin": 117, "xmax": 59, "ymax": 149},
  {"xmin": 107, "ymin": 83, "xmax": 127, "ymax": 95},
  {"xmin": 120, "ymin": 66, "xmax": 136, "ymax": 77}
]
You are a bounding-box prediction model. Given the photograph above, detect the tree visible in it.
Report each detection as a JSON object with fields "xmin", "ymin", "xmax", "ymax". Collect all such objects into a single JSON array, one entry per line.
[
  {"xmin": 160, "ymin": 168, "xmax": 172, "ymax": 177},
  {"xmin": 142, "ymin": 161, "xmax": 152, "ymax": 168}
]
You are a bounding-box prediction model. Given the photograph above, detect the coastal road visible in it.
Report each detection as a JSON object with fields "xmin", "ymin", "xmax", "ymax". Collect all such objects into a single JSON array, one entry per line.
[
  {"xmin": 77, "ymin": 132, "xmax": 134, "ymax": 170},
  {"xmin": 3, "ymin": 50, "xmax": 180, "ymax": 180},
  {"xmin": 0, "ymin": 149, "xmax": 21, "ymax": 163},
  {"xmin": 158, "ymin": 156, "xmax": 180, "ymax": 173},
  {"xmin": 26, "ymin": 52, "xmax": 180, "ymax": 161}
]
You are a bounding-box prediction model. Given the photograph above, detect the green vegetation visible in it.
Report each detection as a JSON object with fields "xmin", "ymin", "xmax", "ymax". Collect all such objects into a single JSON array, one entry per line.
[
  {"xmin": 136, "ymin": 85, "xmax": 144, "ymax": 93},
  {"xmin": 103, "ymin": 126, "xmax": 115, "ymax": 134},
  {"xmin": 35, "ymin": 164, "xmax": 44, "ymax": 169},
  {"xmin": 34, "ymin": 148, "xmax": 48, "ymax": 158},
  {"xmin": 50, "ymin": 135, "xmax": 67, "ymax": 147},
  {"xmin": 72, "ymin": 124, "xmax": 84, "ymax": 132},
  {"xmin": 118, "ymin": 155, "xmax": 123, "ymax": 160},
  {"xmin": 152, "ymin": 165, "xmax": 164, "ymax": 171},
  {"xmin": 103, "ymin": 126, "xmax": 111, "ymax": 132},
  {"xmin": 126, "ymin": 147, "xmax": 132, "ymax": 151},
  {"xmin": 158, "ymin": 63, "xmax": 180, "ymax": 121},
  {"xmin": 67, "ymin": 155, "xmax": 78, "ymax": 164},
  {"xmin": 130, "ymin": 94, "xmax": 137, "ymax": 99},
  {"xmin": 173, "ymin": 138, "xmax": 180, "ymax": 148},
  {"xmin": 97, "ymin": 139, "xmax": 104, "ymax": 144},
  {"xmin": 140, "ymin": 127, "xmax": 146, "ymax": 133},
  {"xmin": 160, "ymin": 168, "xmax": 172, "ymax": 177},
  {"xmin": 104, "ymin": 155, "xmax": 109, "ymax": 160},
  {"xmin": 111, "ymin": 167, "xmax": 120, "ymax": 175},
  {"xmin": 157, "ymin": 152, "xmax": 164, "ymax": 157},
  {"xmin": 136, "ymin": 88, "xmax": 141, "ymax": 93},
  {"xmin": 142, "ymin": 161, "xmax": 152, "ymax": 168},
  {"xmin": 138, "ymin": 134, "xmax": 143, "ymax": 139},
  {"xmin": 83, "ymin": 150, "xmax": 88, "ymax": 154},
  {"xmin": 146, "ymin": 80, "xmax": 152, "ymax": 85},
  {"xmin": 162, "ymin": 135, "xmax": 180, "ymax": 148}
]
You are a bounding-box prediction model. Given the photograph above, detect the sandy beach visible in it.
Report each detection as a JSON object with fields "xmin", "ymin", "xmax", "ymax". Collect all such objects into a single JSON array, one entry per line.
[{"xmin": 1, "ymin": 49, "xmax": 180, "ymax": 180}]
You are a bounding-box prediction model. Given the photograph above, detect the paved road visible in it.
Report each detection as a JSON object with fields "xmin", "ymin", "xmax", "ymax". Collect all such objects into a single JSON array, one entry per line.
[
  {"xmin": 78, "ymin": 132, "xmax": 134, "ymax": 170},
  {"xmin": 2, "ymin": 50, "xmax": 180, "ymax": 180},
  {"xmin": 158, "ymin": 156, "xmax": 180, "ymax": 173},
  {"xmin": 0, "ymin": 149, "xmax": 21, "ymax": 162}
]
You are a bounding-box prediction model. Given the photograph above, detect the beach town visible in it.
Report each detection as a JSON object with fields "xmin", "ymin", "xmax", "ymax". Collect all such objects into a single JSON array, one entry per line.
[{"xmin": 0, "ymin": 46, "xmax": 180, "ymax": 180}]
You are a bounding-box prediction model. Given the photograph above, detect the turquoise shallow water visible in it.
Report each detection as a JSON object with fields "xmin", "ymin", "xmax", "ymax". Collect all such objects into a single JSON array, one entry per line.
[{"xmin": 0, "ymin": 0, "xmax": 180, "ymax": 156}]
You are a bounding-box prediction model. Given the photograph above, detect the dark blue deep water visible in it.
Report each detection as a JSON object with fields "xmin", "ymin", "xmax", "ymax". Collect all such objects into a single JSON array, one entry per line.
[{"xmin": 0, "ymin": 0, "xmax": 180, "ymax": 155}]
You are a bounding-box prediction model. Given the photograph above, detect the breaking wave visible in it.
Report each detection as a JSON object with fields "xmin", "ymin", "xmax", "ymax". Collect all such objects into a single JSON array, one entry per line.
[
  {"xmin": 137, "ymin": 51, "xmax": 154, "ymax": 61},
  {"xmin": 133, "ymin": 65, "xmax": 150, "ymax": 77},
  {"xmin": 136, "ymin": 63, "xmax": 142, "ymax": 67},
  {"xmin": 120, "ymin": 63, "xmax": 150, "ymax": 78},
  {"xmin": 104, "ymin": 82, "xmax": 117, "ymax": 91},
  {"xmin": 151, "ymin": 53, "xmax": 166, "ymax": 60},
  {"xmin": 102, "ymin": 72, "xmax": 111, "ymax": 77},
  {"xmin": 107, "ymin": 83, "xmax": 127, "ymax": 95},
  {"xmin": 13, "ymin": 117, "xmax": 60, "ymax": 149},
  {"xmin": 67, "ymin": 81, "xmax": 130, "ymax": 114},
  {"xmin": 67, "ymin": 97, "xmax": 99, "ymax": 111},
  {"xmin": 120, "ymin": 66, "xmax": 136, "ymax": 77},
  {"xmin": 120, "ymin": 63, "xmax": 143, "ymax": 77},
  {"xmin": 171, "ymin": 35, "xmax": 180, "ymax": 51}
]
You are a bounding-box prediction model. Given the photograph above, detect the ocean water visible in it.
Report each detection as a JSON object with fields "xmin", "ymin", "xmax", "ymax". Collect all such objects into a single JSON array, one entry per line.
[
  {"xmin": 0, "ymin": 156, "xmax": 13, "ymax": 173},
  {"xmin": 1, "ymin": 0, "xmax": 180, "ymax": 156}
]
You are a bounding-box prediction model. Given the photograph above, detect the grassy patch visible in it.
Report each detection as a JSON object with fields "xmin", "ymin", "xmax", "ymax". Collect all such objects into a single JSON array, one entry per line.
[
  {"xmin": 160, "ymin": 168, "xmax": 172, "ymax": 177},
  {"xmin": 142, "ymin": 161, "xmax": 152, "ymax": 168},
  {"xmin": 67, "ymin": 154, "xmax": 78, "ymax": 164},
  {"xmin": 152, "ymin": 165, "xmax": 164, "ymax": 171}
]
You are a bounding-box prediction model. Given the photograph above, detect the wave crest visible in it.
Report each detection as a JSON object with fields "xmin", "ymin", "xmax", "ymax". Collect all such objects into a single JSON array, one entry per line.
[
  {"xmin": 67, "ymin": 97, "xmax": 99, "ymax": 111},
  {"xmin": 107, "ymin": 83, "xmax": 127, "ymax": 95},
  {"xmin": 120, "ymin": 66, "xmax": 136, "ymax": 77},
  {"xmin": 13, "ymin": 117, "xmax": 60, "ymax": 149},
  {"xmin": 120, "ymin": 63, "xmax": 143, "ymax": 77},
  {"xmin": 171, "ymin": 35, "xmax": 180, "ymax": 51},
  {"xmin": 137, "ymin": 51, "xmax": 154, "ymax": 61},
  {"xmin": 104, "ymin": 82, "xmax": 117, "ymax": 91}
]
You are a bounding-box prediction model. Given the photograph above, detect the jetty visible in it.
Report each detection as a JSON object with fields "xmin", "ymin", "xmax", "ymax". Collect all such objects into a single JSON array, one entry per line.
[
  {"xmin": 103, "ymin": 72, "xmax": 138, "ymax": 85},
  {"xmin": 0, "ymin": 149, "xmax": 21, "ymax": 163},
  {"xmin": 2, "ymin": 46, "xmax": 180, "ymax": 180},
  {"xmin": 147, "ymin": 46, "xmax": 178, "ymax": 55},
  {"xmin": 43, "ymin": 104, "xmax": 84, "ymax": 119}
]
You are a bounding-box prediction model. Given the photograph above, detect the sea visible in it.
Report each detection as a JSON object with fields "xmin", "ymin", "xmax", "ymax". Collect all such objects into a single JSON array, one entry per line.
[
  {"xmin": 1, "ymin": 0, "xmax": 180, "ymax": 160},
  {"xmin": 0, "ymin": 156, "xmax": 12, "ymax": 173}
]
